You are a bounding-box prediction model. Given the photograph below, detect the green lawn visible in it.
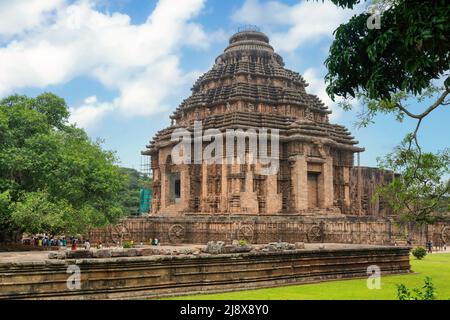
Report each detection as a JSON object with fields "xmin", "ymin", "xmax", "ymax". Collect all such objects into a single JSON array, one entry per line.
[{"xmin": 167, "ymin": 253, "xmax": 450, "ymax": 300}]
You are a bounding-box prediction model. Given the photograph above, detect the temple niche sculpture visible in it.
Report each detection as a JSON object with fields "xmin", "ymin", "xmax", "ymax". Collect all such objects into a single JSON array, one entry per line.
[{"xmin": 143, "ymin": 28, "xmax": 365, "ymax": 217}]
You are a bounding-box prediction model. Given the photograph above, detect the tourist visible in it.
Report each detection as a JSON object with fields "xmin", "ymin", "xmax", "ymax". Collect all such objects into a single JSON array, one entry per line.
[
  {"xmin": 406, "ymin": 235, "xmax": 412, "ymax": 246},
  {"xmin": 38, "ymin": 238, "xmax": 42, "ymax": 247},
  {"xmin": 62, "ymin": 237, "xmax": 67, "ymax": 247},
  {"xmin": 426, "ymin": 240, "xmax": 433, "ymax": 253},
  {"xmin": 85, "ymin": 240, "xmax": 91, "ymax": 251},
  {"xmin": 71, "ymin": 239, "xmax": 77, "ymax": 251},
  {"xmin": 154, "ymin": 238, "xmax": 159, "ymax": 246}
]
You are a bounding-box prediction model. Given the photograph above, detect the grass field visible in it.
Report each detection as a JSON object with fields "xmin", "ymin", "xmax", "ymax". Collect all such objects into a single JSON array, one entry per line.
[{"xmin": 168, "ymin": 253, "xmax": 450, "ymax": 300}]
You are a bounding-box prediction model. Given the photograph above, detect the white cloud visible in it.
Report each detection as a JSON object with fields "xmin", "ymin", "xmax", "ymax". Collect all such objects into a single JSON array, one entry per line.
[
  {"xmin": 0, "ymin": 0, "xmax": 64, "ymax": 37},
  {"xmin": 69, "ymin": 95, "xmax": 113, "ymax": 129},
  {"xmin": 232, "ymin": 0, "xmax": 362, "ymax": 53},
  {"xmin": 302, "ymin": 67, "xmax": 340, "ymax": 120},
  {"xmin": 0, "ymin": 0, "xmax": 209, "ymax": 129}
]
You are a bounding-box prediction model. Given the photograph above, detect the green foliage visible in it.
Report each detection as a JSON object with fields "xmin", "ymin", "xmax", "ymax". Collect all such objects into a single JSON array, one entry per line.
[
  {"xmin": 325, "ymin": 0, "xmax": 450, "ymax": 101},
  {"xmin": 122, "ymin": 240, "xmax": 133, "ymax": 248},
  {"xmin": 396, "ymin": 277, "xmax": 436, "ymax": 300},
  {"xmin": 411, "ymin": 247, "xmax": 427, "ymax": 260},
  {"xmin": 119, "ymin": 167, "xmax": 151, "ymax": 216},
  {"xmin": 0, "ymin": 93, "xmax": 128, "ymax": 237},
  {"xmin": 376, "ymin": 138, "xmax": 449, "ymax": 224},
  {"xmin": 238, "ymin": 239, "xmax": 248, "ymax": 246}
]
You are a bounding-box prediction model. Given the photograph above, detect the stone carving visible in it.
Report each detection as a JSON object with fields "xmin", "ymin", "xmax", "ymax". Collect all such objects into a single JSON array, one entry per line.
[
  {"xmin": 204, "ymin": 240, "xmax": 225, "ymax": 254},
  {"xmin": 307, "ymin": 224, "xmax": 323, "ymax": 243},
  {"xmin": 238, "ymin": 225, "xmax": 254, "ymax": 242},
  {"xmin": 305, "ymin": 107, "xmax": 314, "ymax": 121},
  {"xmin": 109, "ymin": 224, "xmax": 131, "ymax": 244},
  {"xmin": 168, "ymin": 224, "xmax": 185, "ymax": 244},
  {"xmin": 441, "ymin": 226, "xmax": 450, "ymax": 243}
]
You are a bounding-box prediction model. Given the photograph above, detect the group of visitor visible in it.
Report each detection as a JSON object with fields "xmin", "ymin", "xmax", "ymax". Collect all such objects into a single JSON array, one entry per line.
[
  {"xmin": 426, "ymin": 240, "xmax": 447, "ymax": 253},
  {"xmin": 26, "ymin": 234, "xmax": 90, "ymax": 250},
  {"xmin": 151, "ymin": 238, "xmax": 159, "ymax": 246},
  {"xmin": 29, "ymin": 235, "xmax": 68, "ymax": 248}
]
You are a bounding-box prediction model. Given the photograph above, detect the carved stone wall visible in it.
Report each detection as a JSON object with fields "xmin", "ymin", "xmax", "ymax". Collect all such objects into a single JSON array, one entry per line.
[
  {"xmin": 87, "ymin": 215, "xmax": 450, "ymax": 246},
  {"xmin": 0, "ymin": 246, "xmax": 411, "ymax": 299},
  {"xmin": 350, "ymin": 167, "xmax": 397, "ymax": 217}
]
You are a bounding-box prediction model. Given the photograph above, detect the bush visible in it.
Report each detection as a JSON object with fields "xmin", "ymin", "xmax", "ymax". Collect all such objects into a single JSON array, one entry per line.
[
  {"xmin": 412, "ymin": 247, "xmax": 427, "ymax": 260},
  {"xmin": 396, "ymin": 277, "xmax": 436, "ymax": 300},
  {"xmin": 238, "ymin": 239, "xmax": 248, "ymax": 246},
  {"xmin": 122, "ymin": 240, "xmax": 133, "ymax": 248}
]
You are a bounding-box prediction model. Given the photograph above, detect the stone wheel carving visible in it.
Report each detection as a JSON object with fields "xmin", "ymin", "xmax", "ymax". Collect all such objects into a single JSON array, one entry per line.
[
  {"xmin": 109, "ymin": 224, "xmax": 131, "ymax": 244},
  {"xmin": 307, "ymin": 225, "xmax": 322, "ymax": 243},
  {"xmin": 441, "ymin": 226, "xmax": 450, "ymax": 243},
  {"xmin": 238, "ymin": 225, "xmax": 254, "ymax": 243},
  {"xmin": 168, "ymin": 224, "xmax": 185, "ymax": 244}
]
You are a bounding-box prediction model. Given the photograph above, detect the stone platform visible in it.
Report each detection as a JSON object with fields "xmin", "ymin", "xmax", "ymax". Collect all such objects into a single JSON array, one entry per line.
[{"xmin": 0, "ymin": 244, "xmax": 410, "ymax": 300}]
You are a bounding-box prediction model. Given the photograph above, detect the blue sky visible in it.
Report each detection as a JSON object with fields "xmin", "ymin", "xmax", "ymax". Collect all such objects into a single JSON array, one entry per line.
[{"xmin": 0, "ymin": 0, "xmax": 447, "ymax": 170}]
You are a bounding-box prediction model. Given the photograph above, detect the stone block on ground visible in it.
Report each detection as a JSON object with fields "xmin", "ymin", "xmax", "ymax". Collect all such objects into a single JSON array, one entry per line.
[
  {"xmin": 223, "ymin": 244, "xmax": 253, "ymax": 253},
  {"xmin": 48, "ymin": 251, "xmax": 65, "ymax": 259},
  {"xmin": 65, "ymin": 250, "xmax": 93, "ymax": 259},
  {"xmin": 203, "ymin": 241, "xmax": 225, "ymax": 254},
  {"xmin": 137, "ymin": 248, "xmax": 154, "ymax": 256},
  {"xmin": 111, "ymin": 249, "xmax": 125, "ymax": 257},
  {"xmin": 295, "ymin": 242, "xmax": 305, "ymax": 249},
  {"xmin": 124, "ymin": 249, "xmax": 138, "ymax": 257},
  {"xmin": 93, "ymin": 249, "xmax": 112, "ymax": 258}
]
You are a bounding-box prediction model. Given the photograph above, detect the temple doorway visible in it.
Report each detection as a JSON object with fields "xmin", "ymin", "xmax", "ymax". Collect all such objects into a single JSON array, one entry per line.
[
  {"xmin": 308, "ymin": 172, "xmax": 319, "ymax": 208},
  {"xmin": 169, "ymin": 172, "xmax": 181, "ymax": 204}
]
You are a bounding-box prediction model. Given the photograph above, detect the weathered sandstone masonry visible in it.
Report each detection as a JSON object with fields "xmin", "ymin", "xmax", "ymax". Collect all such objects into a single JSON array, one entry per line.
[
  {"xmin": 88, "ymin": 215, "xmax": 450, "ymax": 247},
  {"xmin": 0, "ymin": 245, "xmax": 410, "ymax": 300},
  {"xmin": 143, "ymin": 29, "xmax": 364, "ymax": 216},
  {"xmin": 84, "ymin": 30, "xmax": 450, "ymax": 247}
]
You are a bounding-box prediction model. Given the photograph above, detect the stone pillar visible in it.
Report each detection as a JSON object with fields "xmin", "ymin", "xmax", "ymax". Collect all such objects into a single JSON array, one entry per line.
[
  {"xmin": 241, "ymin": 164, "xmax": 258, "ymax": 213},
  {"xmin": 160, "ymin": 164, "xmax": 167, "ymax": 211},
  {"xmin": 343, "ymin": 166, "xmax": 350, "ymax": 207},
  {"xmin": 221, "ymin": 158, "xmax": 228, "ymax": 212},
  {"xmin": 201, "ymin": 163, "xmax": 208, "ymax": 212},
  {"xmin": 292, "ymin": 155, "xmax": 308, "ymax": 210},
  {"xmin": 180, "ymin": 165, "xmax": 190, "ymax": 212},
  {"xmin": 322, "ymin": 156, "xmax": 334, "ymax": 208},
  {"xmin": 266, "ymin": 173, "xmax": 282, "ymax": 214}
]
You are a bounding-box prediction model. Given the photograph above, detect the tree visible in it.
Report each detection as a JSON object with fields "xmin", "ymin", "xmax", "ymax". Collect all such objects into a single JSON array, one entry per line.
[
  {"xmin": 377, "ymin": 138, "xmax": 449, "ymax": 224},
  {"xmin": 119, "ymin": 167, "xmax": 152, "ymax": 216},
  {"xmin": 0, "ymin": 93, "xmax": 128, "ymax": 239},
  {"xmin": 396, "ymin": 277, "xmax": 436, "ymax": 300},
  {"xmin": 320, "ymin": 0, "xmax": 450, "ymax": 221}
]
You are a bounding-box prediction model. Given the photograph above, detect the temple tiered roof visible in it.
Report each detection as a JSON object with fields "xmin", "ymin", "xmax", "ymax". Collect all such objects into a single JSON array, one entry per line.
[{"xmin": 143, "ymin": 29, "xmax": 364, "ymax": 155}]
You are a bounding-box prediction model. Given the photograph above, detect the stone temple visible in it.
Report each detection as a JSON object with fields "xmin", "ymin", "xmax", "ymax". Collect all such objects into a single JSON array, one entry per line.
[
  {"xmin": 144, "ymin": 29, "xmax": 365, "ymax": 216},
  {"xmin": 90, "ymin": 29, "xmax": 449, "ymax": 245}
]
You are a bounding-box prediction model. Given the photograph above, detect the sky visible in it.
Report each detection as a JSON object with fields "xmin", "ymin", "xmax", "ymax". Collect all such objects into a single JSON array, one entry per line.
[{"xmin": 0, "ymin": 0, "xmax": 448, "ymax": 171}]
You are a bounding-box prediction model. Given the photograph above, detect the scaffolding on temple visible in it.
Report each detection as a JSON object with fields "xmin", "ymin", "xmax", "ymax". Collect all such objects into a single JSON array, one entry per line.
[{"xmin": 139, "ymin": 155, "xmax": 152, "ymax": 215}]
